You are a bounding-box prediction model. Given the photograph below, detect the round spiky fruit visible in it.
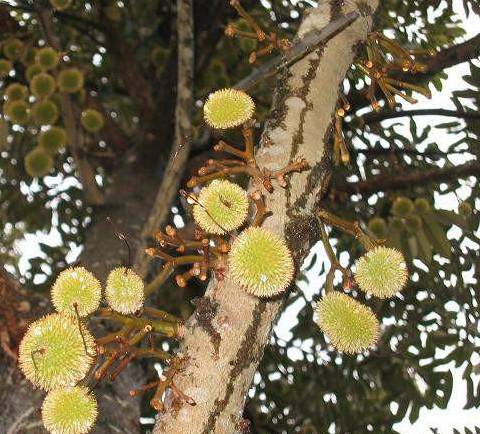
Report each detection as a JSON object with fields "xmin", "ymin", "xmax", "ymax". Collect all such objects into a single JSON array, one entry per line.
[
  {"xmin": 193, "ymin": 180, "xmax": 249, "ymax": 234},
  {"xmin": 58, "ymin": 68, "xmax": 84, "ymax": 93},
  {"xmin": 389, "ymin": 217, "xmax": 404, "ymax": 231},
  {"xmin": 52, "ymin": 267, "xmax": 102, "ymax": 317},
  {"xmin": 355, "ymin": 246, "xmax": 408, "ymax": 299},
  {"xmin": 36, "ymin": 47, "xmax": 60, "ymax": 71},
  {"xmin": 39, "ymin": 126, "xmax": 68, "ymax": 154},
  {"xmin": 31, "ymin": 72, "xmax": 56, "ymax": 99},
  {"xmin": 26, "ymin": 64, "xmax": 43, "ymax": 82},
  {"xmin": 24, "ymin": 147, "xmax": 54, "ymax": 177},
  {"xmin": 405, "ymin": 214, "xmax": 422, "ymax": 231},
  {"xmin": 392, "ymin": 197, "xmax": 414, "ymax": 217},
  {"xmin": 367, "ymin": 217, "xmax": 387, "ymax": 239},
  {"xmin": 0, "ymin": 58, "xmax": 12, "ymax": 78},
  {"xmin": 3, "ymin": 38, "xmax": 24, "ymax": 60},
  {"xmin": 105, "ymin": 267, "xmax": 145, "ymax": 314},
  {"xmin": 32, "ymin": 99, "xmax": 59, "ymax": 125},
  {"xmin": 5, "ymin": 83, "xmax": 28, "ymax": 101},
  {"xmin": 229, "ymin": 227, "xmax": 294, "ymax": 297},
  {"xmin": 314, "ymin": 292, "xmax": 379, "ymax": 354},
  {"xmin": 50, "ymin": 0, "xmax": 73, "ymax": 11},
  {"xmin": 4, "ymin": 100, "xmax": 29, "ymax": 124},
  {"xmin": 203, "ymin": 88, "xmax": 255, "ymax": 129},
  {"xmin": 42, "ymin": 386, "xmax": 97, "ymax": 434},
  {"xmin": 80, "ymin": 109, "xmax": 104, "ymax": 133},
  {"xmin": 414, "ymin": 198, "xmax": 431, "ymax": 213},
  {"xmin": 18, "ymin": 313, "xmax": 95, "ymax": 391}
]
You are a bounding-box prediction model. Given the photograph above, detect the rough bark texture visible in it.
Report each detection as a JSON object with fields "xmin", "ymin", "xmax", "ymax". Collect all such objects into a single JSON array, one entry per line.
[{"xmin": 153, "ymin": 2, "xmax": 378, "ymax": 433}]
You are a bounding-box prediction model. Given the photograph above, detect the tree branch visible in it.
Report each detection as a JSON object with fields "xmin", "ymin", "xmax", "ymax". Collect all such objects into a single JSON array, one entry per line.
[{"xmin": 360, "ymin": 108, "xmax": 480, "ymax": 125}]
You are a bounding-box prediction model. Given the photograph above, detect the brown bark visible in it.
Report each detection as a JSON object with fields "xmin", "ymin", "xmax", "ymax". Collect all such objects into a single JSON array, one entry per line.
[{"xmin": 152, "ymin": 2, "xmax": 379, "ymax": 433}]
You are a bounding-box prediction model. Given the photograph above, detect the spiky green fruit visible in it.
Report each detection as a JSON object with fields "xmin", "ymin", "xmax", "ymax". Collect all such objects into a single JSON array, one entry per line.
[
  {"xmin": 355, "ymin": 246, "xmax": 408, "ymax": 298},
  {"xmin": 5, "ymin": 83, "xmax": 28, "ymax": 101},
  {"xmin": 18, "ymin": 313, "xmax": 95, "ymax": 391},
  {"xmin": 367, "ymin": 217, "xmax": 387, "ymax": 238},
  {"xmin": 42, "ymin": 386, "xmax": 97, "ymax": 434},
  {"xmin": 0, "ymin": 58, "xmax": 12, "ymax": 78},
  {"xmin": 4, "ymin": 100, "xmax": 29, "ymax": 124},
  {"xmin": 26, "ymin": 64, "xmax": 43, "ymax": 82},
  {"xmin": 105, "ymin": 267, "xmax": 145, "ymax": 314},
  {"xmin": 392, "ymin": 197, "xmax": 414, "ymax": 217},
  {"xmin": 204, "ymin": 88, "xmax": 255, "ymax": 129},
  {"xmin": 80, "ymin": 109, "xmax": 104, "ymax": 133},
  {"xmin": 459, "ymin": 201, "xmax": 473, "ymax": 217},
  {"xmin": 414, "ymin": 198, "xmax": 431, "ymax": 213},
  {"xmin": 315, "ymin": 292, "xmax": 379, "ymax": 354},
  {"xmin": 37, "ymin": 47, "xmax": 60, "ymax": 71},
  {"xmin": 50, "ymin": 0, "xmax": 73, "ymax": 11},
  {"xmin": 193, "ymin": 180, "xmax": 249, "ymax": 234},
  {"xmin": 31, "ymin": 72, "xmax": 56, "ymax": 99},
  {"xmin": 3, "ymin": 38, "xmax": 24, "ymax": 60},
  {"xmin": 24, "ymin": 147, "xmax": 54, "ymax": 177},
  {"xmin": 39, "ymin": 126, "xmax": 68, "ymax": 154},
  {"xmin": 58, "ymin": 68, "xmax": 84, "ymax": 93},
  {"xmin": 32, "ymin": 99, "xmax": 59, "ymax": 125},
  {"xmin": 229, "ymin": 227, "xmax": 294, "ymax": 297},
  {"xmin": 389, "ymin": 217, "xmax": 404, "ymax": 231},
  {"xmin": 405, "ymin": 214, "xmax": 422, "ymax": 231},
  {"xmin": 52, "ymin": 267, "xmax": 102, "ymax": 317}
]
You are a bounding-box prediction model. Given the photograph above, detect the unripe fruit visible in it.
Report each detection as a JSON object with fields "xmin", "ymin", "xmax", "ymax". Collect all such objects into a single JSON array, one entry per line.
[
  {"xmin": 355, "ymin": 246, "xmax": 408, "ymax": 298},
  {"xmin": 105, "ymin": 267, "xmax": 145, "ymax": 314},
  {"xmin": 0, "ymin": 58, "xmax": 13, "ymax": 78},
  {"xmin": 52, "ymin": 267, "xmax": 102, "ymax": 316},
  {"xmin": 58, "ymin": 68, "xmax": 84, "ymax": 93},
  {"xmin": 26, "ymin": 64, "xmax": 43, "ymax": 82},
  {"xmin": 18, "ymin": 313, "xmax": 95, "ymax": 390},
  {"xmin": 414, "ymin": 198, "xmax": 431, "ymax": 213},
  {"xmin": 229, "ymin": 227, "xmax": 294, "ymax": 297},
  {"xmin": 367, "ymin": 217, "xmax": 387, "ymax": 238},
  {"xmin": 42, "ymin": 386, "xmax": 97, "ymax": 434},
  {"xmin": 36, "ymin": 47, "xmax": 60, "ymax": 71},
  {"xmin": 392, "ymin": 197, "xmax": 414, "ymax": 217},
  {"xmin": 3, "ymin": 38, "xmax": 24, "ymax": 60},
  {"xmin": 32, "ymin": 99, "xmax": 59, "ymax": 125},
  {"xmin": 30, "ymin": 72, "xmax": 56, "ymax": 99},
  {"xmin": 389, "ymin": 217, "xmax": 404, "ymax": 231},
  {"xmin": 315, "ymin": 291, "xmax": 379, "ymax": 354},
  {"xmin": 4, "ymin": 100, "xmax": 30, "ymax": 124},
  {"xmin": 24, "ymin": 147, "xmax": 54, "ymax": 177},
  {"xmin": 39, "ymin": 126, "xmax": 68, "ymax": 154},
  {"xmin": 193, "ymin": 180, "xmax": 249, "ymax": 234},
  {"xmin": 80, "ymin": 108, "xmax": 104, "ymax": 133},
  {"xmin": 459, "ymin": 201, "xmax": 473, "ymax": 217},
  {"xmin": 21, "ymin": 47, "xmax": 38, "ymax": 66},
  {"xmin": 50, "ymin": 0, "xmax": 73, "ymax": 11},
  {"xmin": 5, "ymin": 83, "xmax": 28, "ymax": 101},
  {"xmin": 405, "ymin": 214, "xmax": 422, "ymax": 231},
  {"xmin": 204, "ymin": 88, "xmax": 255, "ymax": 129}
]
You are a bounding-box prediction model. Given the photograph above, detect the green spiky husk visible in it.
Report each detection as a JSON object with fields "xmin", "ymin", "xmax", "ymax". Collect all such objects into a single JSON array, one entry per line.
[{"xmin": 105, "ymin": 267, "xmax": 145, "ymax": 314}]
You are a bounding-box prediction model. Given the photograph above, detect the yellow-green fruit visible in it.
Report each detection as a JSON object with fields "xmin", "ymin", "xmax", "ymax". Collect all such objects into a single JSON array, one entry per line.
[
  {"xmin": 18, "ymin": 313, "xmax": 95, "ymax": 391},
  {"xmin": 3, "ymin": 38, "xmax": 24, "ymax": 60},
  {"xmin": 21, "ymin": 47, "xmax": 38, "ymax": 66},
  {"xmin": 392, "ymin": 197, "xmax": 414, "ymax": 217},
  {"xmin": 314, "ymin": 292, "xmax": 379, "ymax": 354},
  {"xmin": 80, "ymin": 109, "xmax": 104, "ymax": 133},
  {"xmin": 355, "ymin": 246, "xmax": 408, "ymax": 298},
  {"xmin": 0, "ymin": 58, "xmax": 13, "ymax": 78},
  {"xmin": 24, "ymin": 147, "xmax": 54, "ymax": 177},
  {"xmin": 204, "ymin": 88, "xmax": 255, "ymax": 129},
  {"xmin": 459, "ymin": 202, "xmax": 473, "ymax": 217},
  {"xmin": 32, "ymin": 99, "xmax": 59, "ymax": 125},
  {"xmin": 52, "ymin": 267, "xmax": 102, "ymax": 317},
  {"xmin": 5, "ymin": 83, "xmax": 28, "ymax": 101},
  {"xmin": 50, "ymin": 0, "xmax": 73, "ymax": 11},
  {"xmin": 42, "ymin": 387, "xmax": 97, "ymax": 434},
  {"xmin": 193, "ymin": 180, "xmax": 249, "ymax": 234},
  {"xmin": 26, "ymin": 64, "xmax": 43, "ymax": 82},
  {"xmin": 367, "ymin": 217, "xmax": 387, "ymax": 238},
  {"xmin": 4, "ymin": 100, "xmax": 30, "ymax": 124},
  {"xmin": 31, "ymin": 72, "xmax": 56, "ymax": 99},
  {"xmin": 36, "ymin": 47, "xmax": 60, "ymax": 71},
  {"xmin": 105, "ymin": 267, "xmax": 145, "ymax": 314},
  {"xmin": 389, "ymin": 217, "xmax": 404, "ymax": 231},
  {"xmin": 39, "ymin": 126, "xmax": 68, "ymax": 154},
  {"xmin": 58, "ymin": 68, "xmax": 84, "ymax": 93},
  {"xmin": 405, "ymin": 214, "xmax": 422, "ymax": 231},
  {"xmin": 229, "ymin": 227, "xmax": 294, "ymax": 297},
  {"xmin": 414, "ymin": 198, "xmax": 431, "ymax": 213}
]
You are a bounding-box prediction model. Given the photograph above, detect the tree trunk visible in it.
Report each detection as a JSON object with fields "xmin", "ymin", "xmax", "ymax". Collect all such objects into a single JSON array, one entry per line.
[{"xmin": 153, "ymin": 2, "xmax": 378, "ymax": 433}]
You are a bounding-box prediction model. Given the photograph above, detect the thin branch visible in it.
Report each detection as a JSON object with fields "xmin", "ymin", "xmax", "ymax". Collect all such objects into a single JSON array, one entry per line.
[{"xmin": 361, "ymin": 108, "xmax": 480, "ymax": 125}]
